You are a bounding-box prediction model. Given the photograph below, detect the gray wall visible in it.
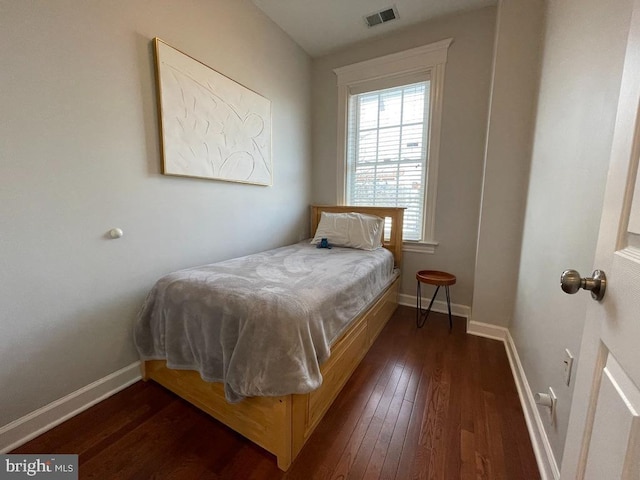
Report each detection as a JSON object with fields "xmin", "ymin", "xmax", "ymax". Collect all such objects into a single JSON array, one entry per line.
[
  {"xmin": 0, "ymin": 0, "xmax": 311, "ymax": 427},
  {"xmin": 510, "ymin": 0, "xmax": 632, "ymax": 464},
  {"xmin": 472, "ymin": 0, "xmax": 544, "ymax": 328},
  {"xmin": 311, "ymin": 7, "xmax": 497, "ymax": 306}
]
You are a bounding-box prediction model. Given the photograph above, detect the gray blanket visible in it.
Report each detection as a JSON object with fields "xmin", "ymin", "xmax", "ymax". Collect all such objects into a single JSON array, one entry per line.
[{"xmin": 134, "ymin": 241, "xmax": 396, "ymax": 402}]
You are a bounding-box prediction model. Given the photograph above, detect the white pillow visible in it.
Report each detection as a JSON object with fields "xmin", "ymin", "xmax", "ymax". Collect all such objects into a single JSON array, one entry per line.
[{"xmin": 311, "ymin": 212, "xmax": 384, "ymax": 250}]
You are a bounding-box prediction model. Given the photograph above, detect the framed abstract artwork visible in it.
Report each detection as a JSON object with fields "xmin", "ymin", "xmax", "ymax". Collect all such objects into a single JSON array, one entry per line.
[{"xmin": 154, "ymin": 38, "xmax": 272, "ymax": 186}]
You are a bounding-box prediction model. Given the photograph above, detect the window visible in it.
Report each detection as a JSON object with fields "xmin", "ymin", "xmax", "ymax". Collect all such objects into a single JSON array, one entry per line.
[
  {"xmin": 346, "ymin": 81, "xmax": 430, "ymax": 241},
  {"xmin": 335, "ymin": 39, "xmax": 451, "ymax": 250}
]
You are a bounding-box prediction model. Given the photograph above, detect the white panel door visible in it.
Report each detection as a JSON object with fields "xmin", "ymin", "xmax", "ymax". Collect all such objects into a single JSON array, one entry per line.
[{"xmin": 561, "ymin": 1, "xmax": 640, "ymax": 478}]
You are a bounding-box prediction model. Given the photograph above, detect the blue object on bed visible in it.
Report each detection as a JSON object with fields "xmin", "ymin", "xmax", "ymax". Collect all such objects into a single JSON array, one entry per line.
[{"xmin": 317, "ymin": 237, "xmax": 332, "ymax": 249}]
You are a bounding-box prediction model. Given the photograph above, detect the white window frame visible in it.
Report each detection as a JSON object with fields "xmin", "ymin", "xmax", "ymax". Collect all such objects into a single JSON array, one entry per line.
[{"xmin": 334, "ymin": 39, "xmax": 452, "ymax": 252}]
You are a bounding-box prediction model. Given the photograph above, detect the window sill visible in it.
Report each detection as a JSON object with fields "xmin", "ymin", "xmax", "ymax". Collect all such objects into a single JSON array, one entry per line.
[{"xmin": 403, "ymin": 240, "xmax": 438, "ymax": 254}]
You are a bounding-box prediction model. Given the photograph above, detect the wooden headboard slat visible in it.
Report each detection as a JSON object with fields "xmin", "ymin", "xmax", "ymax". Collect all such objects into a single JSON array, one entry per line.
[{"xmin": 310, "ymin": 205, "xmax": 405, "ymax": 267}]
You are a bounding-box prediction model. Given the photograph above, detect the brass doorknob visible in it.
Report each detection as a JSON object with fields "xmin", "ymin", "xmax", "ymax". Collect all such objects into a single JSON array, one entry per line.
[{"xmin": 560, "ymin": 269, "xmax": 606, "ymax": 301}]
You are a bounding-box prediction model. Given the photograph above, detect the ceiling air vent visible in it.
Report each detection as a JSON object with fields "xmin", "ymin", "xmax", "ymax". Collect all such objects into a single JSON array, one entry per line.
[{"xmin": 364, "ymin": 6, "xmax": 399, "ymax": 28}]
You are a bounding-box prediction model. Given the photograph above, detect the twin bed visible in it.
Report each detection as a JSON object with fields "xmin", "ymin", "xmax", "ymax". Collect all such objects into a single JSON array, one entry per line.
[{"xmin": 134, "ymin": 205, "xmax": 405, "ymax": 470}]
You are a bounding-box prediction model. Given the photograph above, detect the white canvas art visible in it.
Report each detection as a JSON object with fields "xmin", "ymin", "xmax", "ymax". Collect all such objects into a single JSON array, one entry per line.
[{"xmin": 155, "ymin": 38, "xmax": 272, "ymax": 185}]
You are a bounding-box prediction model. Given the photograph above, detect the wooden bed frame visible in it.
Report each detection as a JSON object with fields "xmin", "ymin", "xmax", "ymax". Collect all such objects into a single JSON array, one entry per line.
[{"xmin": 142, "ymin": 205, "xmax": 405, "ymax": 470}]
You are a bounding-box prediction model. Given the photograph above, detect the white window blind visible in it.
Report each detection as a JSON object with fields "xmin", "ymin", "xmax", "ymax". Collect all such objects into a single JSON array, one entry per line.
[{"xmin": 346, "ymin": 81, "xmax": 430, "ymax": 241}]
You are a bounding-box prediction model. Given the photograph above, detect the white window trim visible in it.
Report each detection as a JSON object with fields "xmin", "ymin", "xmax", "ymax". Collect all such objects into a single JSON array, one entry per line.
[
  {"xmin": 334, "ymin": 39, "xmax": 452, "ymax": 248},
  {"xmin": 403, "ymin": 239, "xmax": 439, "ymax": 254}
]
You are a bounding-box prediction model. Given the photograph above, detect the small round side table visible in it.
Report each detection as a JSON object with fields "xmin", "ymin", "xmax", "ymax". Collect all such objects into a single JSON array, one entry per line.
[{"xmin": 416, "ymin": 270, "xmax": 457, "ymax": 330}]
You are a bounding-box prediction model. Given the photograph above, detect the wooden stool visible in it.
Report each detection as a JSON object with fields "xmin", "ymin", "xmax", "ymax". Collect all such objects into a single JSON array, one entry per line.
[{"xmin": 416, "ymin": 270, "xmax": 457, "ymax": 330}]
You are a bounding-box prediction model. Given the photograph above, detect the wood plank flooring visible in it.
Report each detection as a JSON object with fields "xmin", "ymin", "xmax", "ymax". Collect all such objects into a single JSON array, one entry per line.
[{"xmin": 12, "ymin": 306, "xmax": 540, "ymax": 479}]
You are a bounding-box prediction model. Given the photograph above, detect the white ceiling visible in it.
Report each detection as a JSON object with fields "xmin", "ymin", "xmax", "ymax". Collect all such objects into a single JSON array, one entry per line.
[{"xmin": 251, "ymin": 0, "xmax": 497, "ymax": 57}]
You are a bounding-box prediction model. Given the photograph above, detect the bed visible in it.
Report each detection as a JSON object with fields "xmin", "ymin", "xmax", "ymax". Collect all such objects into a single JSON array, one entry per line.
[{"xmin": 136, "ymin": 205, "xmax": 404, "ymax": 470}]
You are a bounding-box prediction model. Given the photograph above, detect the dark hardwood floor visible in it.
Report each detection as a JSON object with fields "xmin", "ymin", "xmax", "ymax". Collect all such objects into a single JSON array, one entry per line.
[{"xmin": 12, "ymin": 306, "xmax": 540, "ymax": 479}]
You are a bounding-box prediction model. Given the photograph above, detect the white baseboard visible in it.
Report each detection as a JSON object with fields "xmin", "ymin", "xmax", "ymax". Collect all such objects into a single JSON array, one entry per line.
[
  {"xmin": 0, "ymin": 361, "xmax": 141, "ymax": 453},
  {"xmin": 398, "ymin": 293, "xmax": 471, "ymax": 320},
  {"xmin": 465, "ymin": 320, "xmax": 560, "ymax": 479},
  {"xmin": 466, "ymin": 320, "xmax": 509, "ymax": 341},
  {"xmin": 502, "ymin": 331, "xmax": 560, "ymax": 479}
]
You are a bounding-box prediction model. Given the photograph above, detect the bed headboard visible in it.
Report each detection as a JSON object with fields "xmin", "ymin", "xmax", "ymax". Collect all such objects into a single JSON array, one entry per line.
[{"xmin": 310, "ymin": 205, "xmax": 405, "ymax": 268}]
